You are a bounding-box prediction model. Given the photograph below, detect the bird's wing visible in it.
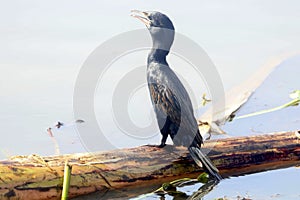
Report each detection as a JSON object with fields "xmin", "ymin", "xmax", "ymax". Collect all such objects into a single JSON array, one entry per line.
[
  {"xmin": 149, "ymin": 83, "xmax": 181, "ymax": 130},
  {"xmin": 149, "ymin": 81, "xmax": 200, "ymax": 146},
  {"xmin": 147, "ymin": 65, "xmax": 201, "ymax": 146},
  {"xmin": 161, "ymin": 68, "xmax": 202, "ymax": 145},
  {"xmin": 161, "ymin": 67, "xmax": 199, "ymax": 127}
]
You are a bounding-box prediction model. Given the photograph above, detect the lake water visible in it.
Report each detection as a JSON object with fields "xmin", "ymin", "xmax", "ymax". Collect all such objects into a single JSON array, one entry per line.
[
  {"xmin": 1, "ymin": 2, "xmax": 300, "ymax": 199},
  {"xmin": 2, "ymin": 54, "xmax": 299, "ymax": 200},
  {"xmin": 72, "ymin": 56, "xmax": 300, "ymax": 199}
]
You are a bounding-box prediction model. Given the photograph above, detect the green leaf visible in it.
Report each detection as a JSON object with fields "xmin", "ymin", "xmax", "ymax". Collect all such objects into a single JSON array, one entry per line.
[
  {"xmin": 162, "ymin": 182, "xmax": 177, "ymax": 191},
  {"xmin": 197, "ymin": 172, "xmax": 209, "ymax": 183}
]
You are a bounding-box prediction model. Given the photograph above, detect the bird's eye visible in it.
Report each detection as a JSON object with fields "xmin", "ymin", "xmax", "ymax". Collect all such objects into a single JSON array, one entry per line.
[{"xmin": 148, "ymin": 15, "xmax": 152, "ymax": 20}]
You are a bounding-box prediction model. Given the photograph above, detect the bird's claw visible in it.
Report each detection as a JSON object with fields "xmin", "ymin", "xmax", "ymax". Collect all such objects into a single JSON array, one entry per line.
[
  {"xmin": 158, "ymin": 143, "xmax": 166, "ymax": 148},
  {"xmin": 146, "ymin": 144, "xmax": 166, "ymax": 148}
]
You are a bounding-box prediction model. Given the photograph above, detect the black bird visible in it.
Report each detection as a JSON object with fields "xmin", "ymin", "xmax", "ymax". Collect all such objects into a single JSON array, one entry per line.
[
  {"xmin": 131, "ymin": 10, "xmax": 222, "ymax": 180},
  {"xmin": 55, "ymin": 121, "xmax": 64, "ymax": 129}
]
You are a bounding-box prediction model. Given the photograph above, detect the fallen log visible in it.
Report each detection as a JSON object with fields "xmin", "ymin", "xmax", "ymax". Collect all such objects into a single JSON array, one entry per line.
[{"xmin": 0, "ymin": 130, "xmax": 299, "ymax": 200}]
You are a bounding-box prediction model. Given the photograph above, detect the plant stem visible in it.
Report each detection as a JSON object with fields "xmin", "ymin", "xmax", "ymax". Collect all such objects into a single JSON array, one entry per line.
[
  {"xmin": 235, "ymin": 98, "xmax": 299, "ymax": 120},
  {"xmin": 61, "ymin": 161, "xmax": 72, "ymax": 200}
]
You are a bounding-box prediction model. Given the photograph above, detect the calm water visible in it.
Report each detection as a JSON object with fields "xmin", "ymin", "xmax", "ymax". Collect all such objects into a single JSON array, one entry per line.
[
  {"xmin": 73, "ymin": 56, "xmax": 300, "ymax": 199},
  {"xmin": 1, "ymin": 31, "xmax": 300, "ymax": 200},
  {"xmin": 1, "ymin": 2, "xmax": 300, "ymax": 199}
]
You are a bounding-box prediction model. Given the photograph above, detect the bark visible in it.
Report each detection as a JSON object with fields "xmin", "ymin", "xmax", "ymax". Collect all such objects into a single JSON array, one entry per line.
[{"xmin": 0, "ymin": 131, "xmax": 299, "ymax": 200}]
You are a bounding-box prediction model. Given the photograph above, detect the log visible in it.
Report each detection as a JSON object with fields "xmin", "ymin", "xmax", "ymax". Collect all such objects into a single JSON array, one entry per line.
[{"xmin": 0, "ymin": 131, "xmax": 300, "ymax": 200}]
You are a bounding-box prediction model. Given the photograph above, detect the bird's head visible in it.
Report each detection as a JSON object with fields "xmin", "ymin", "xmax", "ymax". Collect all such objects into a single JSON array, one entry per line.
[
  {"xmin": 131, "ymin": 10, "xmax": 174, "ymax": 30},
  {"xmin": 131, "ymin": 10, "xmax": 175, "ymax": 52}
]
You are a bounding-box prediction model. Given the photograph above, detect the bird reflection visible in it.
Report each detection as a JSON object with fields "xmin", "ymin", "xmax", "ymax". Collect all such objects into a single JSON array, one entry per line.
[
  {"xmin": 187, "ymin": 179, "xmax": 219, "ymax": 200},
  {"xmin": 157, "ymin": 179, "xmax": 219, "ymax": 200}
]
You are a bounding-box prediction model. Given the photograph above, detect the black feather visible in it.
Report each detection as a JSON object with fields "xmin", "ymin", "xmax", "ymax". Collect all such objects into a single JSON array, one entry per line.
[{"xmin": 136, "ymin": 10, "xmax": 222, "ymax": 180}]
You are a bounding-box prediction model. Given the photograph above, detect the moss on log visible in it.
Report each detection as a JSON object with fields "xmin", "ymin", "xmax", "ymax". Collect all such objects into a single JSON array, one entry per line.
[{"xmin": 0, "ymin": 131, "xmax": 299, "ymax": 199}]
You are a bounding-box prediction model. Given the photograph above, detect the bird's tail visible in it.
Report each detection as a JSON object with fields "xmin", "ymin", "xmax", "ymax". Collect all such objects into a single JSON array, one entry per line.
[{"xmin": 188, "ymin": 146, "xmax": 222, "ymax": 181}]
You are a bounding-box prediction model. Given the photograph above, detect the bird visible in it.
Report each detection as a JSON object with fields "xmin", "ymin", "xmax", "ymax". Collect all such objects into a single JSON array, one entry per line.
[
  {"xmin": 45, "ymin": 119, "xmax": 85, "ymax": 137},
  {"xmin": 55, "ymin": 121, "xmax": 64, "ymax": 129},
  {"xmin": 131, "ymin": 10, "xmax": 222, "ymax": 180}
]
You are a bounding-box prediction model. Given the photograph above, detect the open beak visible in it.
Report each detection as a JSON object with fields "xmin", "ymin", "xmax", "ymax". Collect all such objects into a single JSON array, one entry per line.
[{"xmin": 131, "ymin": 10, "xmax": 151, "ymax": 28}]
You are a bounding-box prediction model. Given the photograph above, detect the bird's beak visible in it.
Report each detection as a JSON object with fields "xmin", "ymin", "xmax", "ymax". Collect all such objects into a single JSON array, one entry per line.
[{"xmin": 131, "ymin": 10, "xmax": 151, "ymax": 28}]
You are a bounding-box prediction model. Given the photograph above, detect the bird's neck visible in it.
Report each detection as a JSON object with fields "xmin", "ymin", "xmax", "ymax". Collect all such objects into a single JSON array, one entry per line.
[
  {"xmin": 147, "ymin": 48, "xmax": 169, "ymax": 65},
  {"xmin": 147, "ymin": 32, "xmax": 174, "ymax": 67}
]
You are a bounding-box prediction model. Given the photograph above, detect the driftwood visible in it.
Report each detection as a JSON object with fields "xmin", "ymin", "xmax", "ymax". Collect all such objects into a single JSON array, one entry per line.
[{"xmin": 0, "ymin": 131, "xmax": 299, "ymax": 199}]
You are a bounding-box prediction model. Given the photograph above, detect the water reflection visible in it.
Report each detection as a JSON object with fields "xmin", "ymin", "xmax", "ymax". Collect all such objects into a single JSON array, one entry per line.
[
  {"xmin": 130, "ymin": 178, "xmax": 220, "ymax": 200},
  {"xmin": 187, "ymin": 179, "xmax": 219, "ymax": 200},
  {"xmin": 73, "ymin": 56, "xmax": 300, "ymax": 200},
  {"xmin": 158, "ymin": 179, "xmax": 220, "ymax": 200}
]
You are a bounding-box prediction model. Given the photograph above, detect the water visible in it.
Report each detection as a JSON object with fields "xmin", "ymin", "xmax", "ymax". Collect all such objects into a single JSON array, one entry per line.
[
  {"xmin": 73, "ymin": 56, "xmax": 300, "ymax": 199},
  {"xmin": 131, "ymin": 168, "xmax": 300, "ymax": 200},
  {"xmin": 1, "ymin": 1, "xmax": 300, "ymax": 199}
]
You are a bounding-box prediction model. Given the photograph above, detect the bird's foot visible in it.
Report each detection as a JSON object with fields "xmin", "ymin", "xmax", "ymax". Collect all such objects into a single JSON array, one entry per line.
[
  {"xmin": 157, "ymin": 143, "xmax": 166, "ymax": 148},
  {"xmin": 146, "ymin": 144, "xmax": 166, "ymax": 148}
]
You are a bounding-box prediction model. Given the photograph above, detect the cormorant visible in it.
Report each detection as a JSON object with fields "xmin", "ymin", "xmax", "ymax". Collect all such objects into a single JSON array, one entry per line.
[{"xmin": 131, "ymin": 10, "xmax": 222, "ymax": 180}]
